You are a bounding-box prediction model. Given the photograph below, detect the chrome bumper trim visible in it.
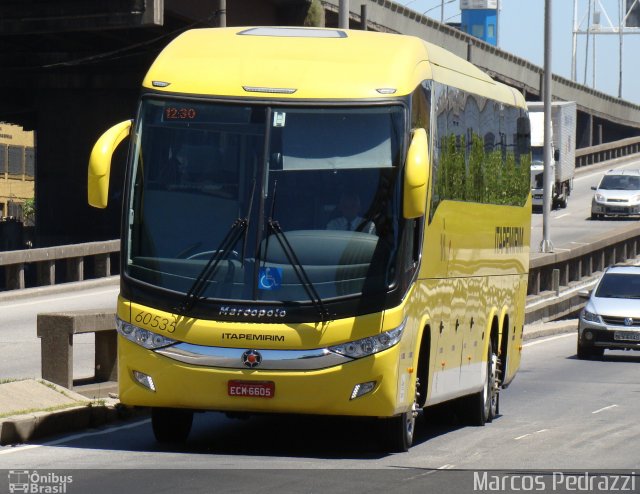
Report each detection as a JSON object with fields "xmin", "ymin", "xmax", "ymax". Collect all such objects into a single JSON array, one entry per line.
[{"xmin": 155, "ymin": 343, "xmax": 353, "ymax": 370}]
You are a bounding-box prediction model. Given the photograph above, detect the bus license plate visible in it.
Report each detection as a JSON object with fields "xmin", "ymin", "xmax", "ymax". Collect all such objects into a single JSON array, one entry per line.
[
  {"xmin": 614, "ymin": 331, "xmax": 640, "ymax": 342},
  {"xmin": 228, "ymin": 380, "xmax": 275, "ymax": 398}
]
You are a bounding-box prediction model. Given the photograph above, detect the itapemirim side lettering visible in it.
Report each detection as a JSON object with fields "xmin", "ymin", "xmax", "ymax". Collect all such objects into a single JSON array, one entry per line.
[{"xmin": 495, "ymin": 226, "xmax": 525, "ymax": 253}]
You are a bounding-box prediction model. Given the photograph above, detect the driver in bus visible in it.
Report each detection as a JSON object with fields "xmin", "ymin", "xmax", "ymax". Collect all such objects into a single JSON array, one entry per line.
[{"xmin": 326, "ymin": 191, "xmax": 376, "ymax": 234}]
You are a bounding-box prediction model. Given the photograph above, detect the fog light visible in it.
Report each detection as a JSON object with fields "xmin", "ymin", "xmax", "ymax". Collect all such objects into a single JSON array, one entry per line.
[
  {"xmin": 350, "ymin": 381, "xmax": 376, "ymax": 400},
  {"xmin": 133, "ymin": 370, "xmax": 156, "ymax": 391},
  {"xmin": 584, "ymin": 331, "xmax": 593, "ymax": 341}
]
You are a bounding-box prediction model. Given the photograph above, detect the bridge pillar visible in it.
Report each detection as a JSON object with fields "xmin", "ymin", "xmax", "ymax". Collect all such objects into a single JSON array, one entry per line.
[
  {"xmin": 5, "ymin": 264, "xmax": 25, "ymax": 290},
  {"xmin": 37, "ymin": 260, "xmax": 55, "ymax": 286}
]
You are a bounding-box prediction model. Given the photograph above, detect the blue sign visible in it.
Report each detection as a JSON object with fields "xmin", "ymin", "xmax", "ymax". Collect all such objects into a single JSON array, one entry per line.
[{"xmin": 258, "ymin": 267, "xmax": 282, "ymax": 290}]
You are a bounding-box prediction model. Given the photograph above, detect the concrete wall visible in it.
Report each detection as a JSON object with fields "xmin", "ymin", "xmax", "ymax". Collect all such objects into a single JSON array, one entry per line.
[{"xmin": 0, "ymin": 123, "xmax": 34, "ymax": 219}]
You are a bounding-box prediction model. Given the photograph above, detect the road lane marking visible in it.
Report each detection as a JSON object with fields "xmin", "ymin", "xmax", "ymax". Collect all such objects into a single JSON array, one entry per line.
[
  {"xmin": 592, "ymin": 404, "xmax": 618, "ymax": 414},
  {"xmin": 0, "ymin": 418, "xmax": 150, "ymax": 456},
  {"xmin": 0, "ymin": 287, "xmax": 119, "ymax": 309},
  {"xmin": 404, "ymin": 469, "xmax": 442, "ymax": 481},
  {"xmin": 438, "ymin": 464, "xmax": 455, "ymax": 469},
  {"xmin": 514, "ymin": 429, "xmax": 548, "ymax": 441},
  {"xmin": 522, "ymin": 333, "xmax": 574, "ymax": 348},
  {"xmin": 555, "ymin": 213, "xmax": 571, "ymax": 219}
]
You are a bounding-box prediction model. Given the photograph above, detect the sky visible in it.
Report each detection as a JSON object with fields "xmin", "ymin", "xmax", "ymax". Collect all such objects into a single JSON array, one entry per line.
[{"xmin": 396, "ymin": 0, "xmax": 640, "ymax": 104}]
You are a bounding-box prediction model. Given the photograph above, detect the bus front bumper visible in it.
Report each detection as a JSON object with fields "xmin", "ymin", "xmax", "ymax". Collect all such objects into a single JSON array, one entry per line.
[{"xmin": 118, "ymin": 337, "xmax": 410, "ymax": 418}]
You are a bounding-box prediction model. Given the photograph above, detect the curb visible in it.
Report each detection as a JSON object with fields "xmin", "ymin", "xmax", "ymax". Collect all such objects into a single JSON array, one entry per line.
[
  {"xmin": 523, "ymin": 321, "xmax": 577, "ymax": 341},
  {"xmin": 0, "ymin": 400, "xmax": 139, "ymax": 446}
]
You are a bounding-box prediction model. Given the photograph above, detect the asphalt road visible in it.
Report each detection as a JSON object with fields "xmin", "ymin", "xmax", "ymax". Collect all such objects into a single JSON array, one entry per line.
[
  {"xmin": 1, "ymin": 333, "xmax": 638, "ymax": 488},
  {"xmin": 530, "ymin": 156, "xmax": 640, "ymax": 253},
  {"xmin": 0, "ymin": 280, "xmax": 119, "ymax": 380}
]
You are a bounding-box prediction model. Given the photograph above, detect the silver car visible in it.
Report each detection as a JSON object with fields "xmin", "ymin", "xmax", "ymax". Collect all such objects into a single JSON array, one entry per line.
[
  {"xmin": 591, "ymin": 169, "xmax": 640, "ymax": 220},
  {"xmin": 577, "ymin": 265, "xmax": 640, "ymax": 359}
]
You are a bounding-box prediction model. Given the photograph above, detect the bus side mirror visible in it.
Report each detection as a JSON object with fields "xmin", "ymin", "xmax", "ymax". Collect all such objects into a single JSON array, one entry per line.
[
  {"xmin": 403, "ymin": 128, "xmax": 429, "ymax": 219},
  {"xmin": 88, "ymin": 120, "xmax": 132, "ymax": 208}
]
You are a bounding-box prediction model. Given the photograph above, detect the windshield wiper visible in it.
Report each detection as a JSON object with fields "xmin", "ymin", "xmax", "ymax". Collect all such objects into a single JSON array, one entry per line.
[
  {"xmin": 177, "ymin": 180, "xmax": 257, "ymax": 314},
  {"xmin": 263, "ymin": 180, "xmax": 329, "ymax": 322},
  {"xmin": 177, "ymin": 218, "xmax": 247, "ymax": 314}
]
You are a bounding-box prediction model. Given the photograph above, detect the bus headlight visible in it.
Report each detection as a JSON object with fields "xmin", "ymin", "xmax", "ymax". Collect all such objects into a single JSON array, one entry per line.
[
  {"xmin": 116, "ymin": 316, "xmax": 177, "ymax": 350},
  {"xmin": 329, "ymin": 319, "xmax": 406, "ymax": 359}
]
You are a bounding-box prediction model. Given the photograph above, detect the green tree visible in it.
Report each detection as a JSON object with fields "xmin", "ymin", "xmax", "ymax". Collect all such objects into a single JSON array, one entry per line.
[
  {"xmin": 304, "ymin": 0, "xmax": 325, "ymax": 27},
  {"xmin": 22, "ymin": 198, "xmax": 35, "ymax": 226}
]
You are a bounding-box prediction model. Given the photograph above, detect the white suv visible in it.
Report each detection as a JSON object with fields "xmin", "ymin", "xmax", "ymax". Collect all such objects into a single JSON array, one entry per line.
[{"xmin": 591, "ymin": 169, "xmax": 640, "ymax": 220}]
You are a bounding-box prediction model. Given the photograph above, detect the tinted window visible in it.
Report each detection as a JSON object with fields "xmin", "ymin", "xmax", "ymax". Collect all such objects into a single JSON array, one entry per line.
[{"xmin": 595, "ymin": 273, "xmax": 640, "ymax": 299}]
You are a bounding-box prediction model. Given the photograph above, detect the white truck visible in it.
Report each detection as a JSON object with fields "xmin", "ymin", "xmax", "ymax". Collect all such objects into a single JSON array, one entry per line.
[{"xmin": 527, "ymin": 101, "xmax": 577, "ymax": 209}]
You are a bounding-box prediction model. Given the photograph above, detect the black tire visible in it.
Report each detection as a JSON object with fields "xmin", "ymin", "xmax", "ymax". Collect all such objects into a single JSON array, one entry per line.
[
  {"xmin": 466, "ymin": 340, "xmax": 498, "ymax": 426},
  {"xmin": 555, "ymin": 184, "xmax": 568, "ymax": 209},
  {"xmin": 384, "ymin": 409, "xmax": 416, "ymax": 453},
  {"xmin": 559, "ymin": 191, "xmax": 568, "ymax": 209},
  {"xmin": 151, "ymin": 407, "xmax": 193, "ymax": 444},
  {"xmin": 577, "ymin": 342, "xmax": 604, "ymax": 360},
  {"xmin": 383, "ymin": 378, "xmax": 419, "ymax": 452},
  {"xmin": 591, "ymin": 213, "xmax": 603, "ymax": 220}
]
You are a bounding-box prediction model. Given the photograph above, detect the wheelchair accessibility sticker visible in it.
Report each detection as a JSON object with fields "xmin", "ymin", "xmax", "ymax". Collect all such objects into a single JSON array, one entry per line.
[{"xmin": 258, "ymin": 267, "xmax": 282, "ymax": 290}]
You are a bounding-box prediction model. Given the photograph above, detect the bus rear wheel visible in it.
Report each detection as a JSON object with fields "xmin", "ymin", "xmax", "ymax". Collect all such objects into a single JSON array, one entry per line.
[{"xmin": 151, "ymin": 407, "xmax": 194, "ymax": 444}]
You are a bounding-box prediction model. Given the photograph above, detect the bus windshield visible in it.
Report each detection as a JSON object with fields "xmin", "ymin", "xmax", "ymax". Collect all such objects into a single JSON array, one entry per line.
[{"xmin": 125, "ymin": 99, "xmax": 405, "ymax": 307}]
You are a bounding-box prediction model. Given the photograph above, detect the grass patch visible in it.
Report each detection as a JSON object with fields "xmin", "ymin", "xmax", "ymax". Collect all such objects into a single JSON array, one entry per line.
[
  {"xmin": 0, "ymin": 402, "xmax": 83, "ymax": 420},
  {"xmin": 0, "ymin": 378, "xmax": 26, "ymax": 385}
]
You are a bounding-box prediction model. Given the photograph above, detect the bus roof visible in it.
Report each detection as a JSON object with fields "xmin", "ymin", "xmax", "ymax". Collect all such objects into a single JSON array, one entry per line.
[{"xmin": 142, "ymin": 26, "xmax": 524, "ymax": 107}]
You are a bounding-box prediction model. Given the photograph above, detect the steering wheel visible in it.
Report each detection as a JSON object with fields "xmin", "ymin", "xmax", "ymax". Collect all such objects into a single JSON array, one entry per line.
[{"xmin": 186, "ymin": 250, "xmax": 240, "ymax": 261}]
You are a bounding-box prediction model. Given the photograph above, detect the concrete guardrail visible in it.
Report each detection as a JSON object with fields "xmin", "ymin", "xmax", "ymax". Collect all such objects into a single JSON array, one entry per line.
[
  {"xmin": 0, "ymin": 239, "xmax": 119, "ymax": 290},
  {"xmin": 36, "ymin": 309, "xmax": 117, "ymax": 390},
  {"xmin": 576, "ymin": 136, "xmax": 640, "ymax": 168}
]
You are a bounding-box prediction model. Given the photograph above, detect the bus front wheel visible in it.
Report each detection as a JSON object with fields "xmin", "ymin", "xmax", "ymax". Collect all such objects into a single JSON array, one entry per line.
[
  {"xmin": 467, "ymin": 340, "xmax": 498, "ymax": 426},
  {"xmin": 384, "ymin": 409, "xmax": 415, "ymax": 453},
  {"xmin": 151, "ymin": 407, "xmax": 193, "ymax": 444}
]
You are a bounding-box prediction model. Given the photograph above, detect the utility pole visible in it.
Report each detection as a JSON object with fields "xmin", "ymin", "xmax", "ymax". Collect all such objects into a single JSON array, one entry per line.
[
  {"xmin": 218, "ymin": 0, "xmax": 226, "ymax": 27},
  {"xmin": 339, "ymin": 0, "xmax": 349, "ymax": 28},
  {"xmin": 541, "ymin": 0, "xmax": 554, "ymax": 253}
]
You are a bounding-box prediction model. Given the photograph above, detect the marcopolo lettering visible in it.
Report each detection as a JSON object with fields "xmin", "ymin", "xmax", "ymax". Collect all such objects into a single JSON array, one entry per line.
[{"xmin": 219, "ymin": 306, "xmax": 287, "ymax": 319}]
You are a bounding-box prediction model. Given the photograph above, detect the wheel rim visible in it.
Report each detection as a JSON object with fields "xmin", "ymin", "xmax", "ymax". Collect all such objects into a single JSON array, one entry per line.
[
  {"xmin": 489, "ymin": 353, "xmax": 498, "ymax": 417},
  {"xmin": 483, "ymin": 348, "xmax": 498, "ymax": 420}
]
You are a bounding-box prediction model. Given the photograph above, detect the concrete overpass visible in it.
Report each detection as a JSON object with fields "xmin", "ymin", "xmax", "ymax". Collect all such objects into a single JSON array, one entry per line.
[{"xmin": 0, "ymin": 0, "xmax": 639, "ymax": 247}]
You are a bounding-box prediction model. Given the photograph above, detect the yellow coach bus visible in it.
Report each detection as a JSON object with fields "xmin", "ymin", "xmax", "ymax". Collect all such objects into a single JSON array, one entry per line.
[{"xmin": 88, "ymin": 27, "xmax": 531, "ymax": 452}]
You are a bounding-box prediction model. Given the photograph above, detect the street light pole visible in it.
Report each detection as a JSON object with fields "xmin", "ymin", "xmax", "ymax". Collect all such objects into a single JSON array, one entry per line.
[
  {"xmin": 339, "ymin": 0, "xmax": 349, "ymax": 28},
  {"xmin": 541, "ymin": 0, "xmax": 554, "ymax": 253}
]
